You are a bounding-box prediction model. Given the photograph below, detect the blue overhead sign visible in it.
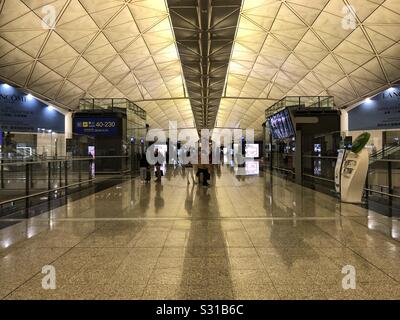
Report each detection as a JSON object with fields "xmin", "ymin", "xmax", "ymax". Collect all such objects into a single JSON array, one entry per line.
[
  {"xmin": 0, "ymin": 82, "xmax": 65, "ymax": 133},
  {"xmin": 73, "ymin": 117, "xmax": 120, "ymax": 136},
  {"xmin": 348, "ymin": 86, "xmax": 400, "ymax": 131}
]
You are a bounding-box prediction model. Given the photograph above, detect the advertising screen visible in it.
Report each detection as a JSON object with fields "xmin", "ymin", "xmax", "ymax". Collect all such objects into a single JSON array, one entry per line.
[
  {"xmin": 348, "ymin": 86, "xmax": 400, "ymax": 130},
  {"xmin": 0, "ymin": 82, "xmax": 65, "ymax": 133},
  {"xmin": 245, "ymin": 160, "xmax": 259, "ymax": 175},
  {"xmin": 73, "ymin": 117, "xmax": 120, "ymax": 136},
  {"xmin": 245, "ymin": 144, "xmax": 259, "ymax": 158},
  {"xmin": 268, "ymin": 109, "xmax": 295, "ymax": 139}
]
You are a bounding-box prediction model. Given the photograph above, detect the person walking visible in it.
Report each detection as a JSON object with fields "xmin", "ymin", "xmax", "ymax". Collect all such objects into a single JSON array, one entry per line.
[
  {"xmin": 139, "ymin": 153, "xmax": 149, "ymax": 183},
  {"xmin": 154, "ymin": 148, "xmax": 164, "ymax": 182},
  {"xmin": 197, "ymin": 148, "xmax": 211, "ymax": 187},
  {"xmin": 185, "ymin": 148, "xmax": 196, "ymax": 185}
]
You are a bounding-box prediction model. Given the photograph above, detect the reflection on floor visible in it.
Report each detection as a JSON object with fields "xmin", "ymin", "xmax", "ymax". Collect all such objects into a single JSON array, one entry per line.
[{"xmin": 1, "ymin": 164, "xmax": 400, "ymax": 300}]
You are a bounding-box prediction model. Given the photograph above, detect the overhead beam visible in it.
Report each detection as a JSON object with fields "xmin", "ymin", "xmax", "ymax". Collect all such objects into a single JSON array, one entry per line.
[
  {"xmin": 132, "ymin": 97, "xmax": 278, "ymax": 103},
  {"xmin": 167, "ymin": 0, "xmax": 241, "ymax": 129}
]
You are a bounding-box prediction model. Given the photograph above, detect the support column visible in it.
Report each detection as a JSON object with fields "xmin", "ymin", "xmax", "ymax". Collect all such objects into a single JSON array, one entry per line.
[{"xmin": 295, "ymin": 130, "xmax": 302, "ymax": 185}]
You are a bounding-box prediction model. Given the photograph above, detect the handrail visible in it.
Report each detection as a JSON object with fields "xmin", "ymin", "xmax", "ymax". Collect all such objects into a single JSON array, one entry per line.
[
  {"xmin": 0, "ymin": 156, "xmax": 131, "ymax": 167},
  {"xmin": 302, "ymin": 173, "xmax": 334, "ymax": 183},
  {"xmin": 0, "ymin": 178, "xmax": 96, "ymax": 206},
  {"xmin": 370, "ymin": 142, "xmax": 398, "ymax": 157},
  {"xmin": 364, "ymin": 188, "xmax": 400, "ymax": 199},
  {"xmin": 0, "ymin": 157, "xmax": 93, "ymax": 167},
  {"xmin": 302, "ymin": 155, "xmax": 337, "ymax": 159},
  {"xmin": 272, "ymin": 166, "xmax": 295, "ymax": 174},
  {"xmin": 371, "ymin": 158, "xmax": 400, "ymax": 163}
]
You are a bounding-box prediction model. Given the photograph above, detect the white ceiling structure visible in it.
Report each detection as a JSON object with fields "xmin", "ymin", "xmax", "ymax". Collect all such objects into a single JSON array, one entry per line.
[
  {"xmin": 0, "ymin": 0, "xmax": 193, "ymax": 128},
  {"xmin": 218, "ymin": 0, "xmax": 400, "ymax": 130},
  {"xmin": 0, "ymin": 0, "xmax": 400, "ymax": 132}
]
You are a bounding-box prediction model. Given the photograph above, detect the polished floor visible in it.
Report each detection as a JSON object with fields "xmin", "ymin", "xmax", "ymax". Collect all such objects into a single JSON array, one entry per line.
[{"xmin": 1, "ymin": 164, "xmax": 400, "ymax": 300}]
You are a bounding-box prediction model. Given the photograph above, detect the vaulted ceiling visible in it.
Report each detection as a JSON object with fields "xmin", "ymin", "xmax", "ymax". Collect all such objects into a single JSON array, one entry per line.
[
  {"xmin": 0, "ymin": 0, "xmax": 399, "ymax": 131},
  {"xmin": 0, "ymin": 0, "xmax": 193, "ymax": 129},
  {"xmin": 218, "ymin": 0, "xmax": 400, "ymax": 130},
  {"xmin": 168, "ymin": 0, "xmax": 241, "ymax": 129}
]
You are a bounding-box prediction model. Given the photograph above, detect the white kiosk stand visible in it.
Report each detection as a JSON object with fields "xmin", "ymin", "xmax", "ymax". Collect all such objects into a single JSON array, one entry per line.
[
  {"xmin": 334, "ymin": 149, "xmax": 345, "ymax": 193},
  {"xmin": 340, "ymin": 148, "xmax": 369, "ymax": 203},
  {"xmin": 337, "ymin": 132, "xmax": 370, "ymax": 204}
]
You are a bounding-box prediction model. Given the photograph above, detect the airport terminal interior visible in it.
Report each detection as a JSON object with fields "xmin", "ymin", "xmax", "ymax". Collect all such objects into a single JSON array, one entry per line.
[{"xmin": 1, "ymin": 0, "xmax": 400, "ymax": 300}]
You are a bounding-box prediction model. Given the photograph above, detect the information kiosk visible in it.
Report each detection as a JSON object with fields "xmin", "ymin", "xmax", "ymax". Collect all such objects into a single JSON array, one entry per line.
[{"xmin": 337, "ymin": 132, "xmax": 370, "ymax": 203}]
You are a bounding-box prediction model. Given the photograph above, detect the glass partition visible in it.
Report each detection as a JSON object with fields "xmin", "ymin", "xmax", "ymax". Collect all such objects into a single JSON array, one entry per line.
[
  {"xmin": 78, "ymin": 98, "xmax": 147, "ymax": 142},
  {"xmin": 0, "ymin": 157, "xmax": 94, "ymax": 215},
  {"xmin": 0, "ymin": 132, "xmax": 94, "ymax": 161},
  {"xmin": 265, "ymin": 95, "xmax": 335, "ymax": 118}
]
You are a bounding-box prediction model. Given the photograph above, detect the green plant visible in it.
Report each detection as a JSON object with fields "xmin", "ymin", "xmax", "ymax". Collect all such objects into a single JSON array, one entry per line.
[{"xmin": 351, "ymin": 132, "xmax": 371, "ymax": 154}]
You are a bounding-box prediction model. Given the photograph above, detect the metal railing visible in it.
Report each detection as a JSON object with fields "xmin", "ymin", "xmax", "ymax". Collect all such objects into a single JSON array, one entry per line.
[
  {"xmin": 291, "ymin": 155, "xmax": 400, "ymax": 200},
  {"xmin": 0, "ymin": 154, "xmax": 142, "ymax": 217},
  {"xmin": 370, "ymin": 142, "xmax": 400, "ymax": 164},
  {"xmin": 366, "ymin": 158, "xmax": 400, "ymax": 199},
  {"xmin": 265, "ymin": 95, "xmax": 335, "ymax": 118},
  {"xmin": 0, "ymin": 157, "xmax": 94, "ymax": 213}
]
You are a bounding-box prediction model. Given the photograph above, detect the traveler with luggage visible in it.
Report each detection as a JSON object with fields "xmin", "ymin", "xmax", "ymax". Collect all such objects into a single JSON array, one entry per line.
[{"xmin": 154, "ymin": 148, "xmax": 164, "ymax": 182}]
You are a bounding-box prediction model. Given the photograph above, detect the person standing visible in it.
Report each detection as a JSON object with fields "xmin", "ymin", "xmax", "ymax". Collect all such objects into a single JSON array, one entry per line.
[
  {"xmin": 185, "ymin": 148, "xmax": 196, "ymax": 185},
  {"xmin": 139, "ymin": 154, "xmax": 149, "ymax": 183},
  {"xmin": 197, "ymin": 148, "xmax": 211, "ymax": 187},
  {"xmin": 154, "ymin": 148, "xmax": 164, "ymax": 182}
]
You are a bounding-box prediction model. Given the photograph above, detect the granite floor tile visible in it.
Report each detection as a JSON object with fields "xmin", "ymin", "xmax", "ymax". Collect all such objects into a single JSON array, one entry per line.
[{"xmin": 1, "ymin": 167, "xmax": 399, "ymax": 300}]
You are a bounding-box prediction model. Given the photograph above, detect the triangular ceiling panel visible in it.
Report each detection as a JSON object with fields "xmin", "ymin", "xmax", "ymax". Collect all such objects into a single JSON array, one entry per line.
[
  {"xmin": 219, "ymin": 0, "xmax": 400, "ymax": 128},
  {"xmin": 0, "ymin": 0, "xmax": 191, "ymax": 128},
  {"xmin": 0, "ymin": 0, "xmax": 399, "ymax": 130}
]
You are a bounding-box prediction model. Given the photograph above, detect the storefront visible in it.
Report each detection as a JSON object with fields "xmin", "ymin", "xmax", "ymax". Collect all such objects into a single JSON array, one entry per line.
[
  {"xmin": 0, "ymin": 82, "xmax": 65, "ymax": 159},
  {"xmin": 343, "ymin": 85, "xmax": 400, "ymax": 206},
  {"xmin": 344, "ymin": 85, "xmax": 400, "ymax": 153}
]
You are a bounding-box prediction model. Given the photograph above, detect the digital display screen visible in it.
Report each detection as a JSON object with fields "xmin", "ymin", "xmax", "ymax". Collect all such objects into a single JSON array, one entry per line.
[
  {"xmin": 245, "ymin": 144, "xmax": 259, "ymax": 158},
  {"xmin": 343, "ymin": 136, "xmax": 352, "ymax": 150},
  {"xmin": 235, "ymin": 160, "xmax": 260, "ymax": 176},
  {"xmin": 268, "ymin": 109, "xmax": 295, "ymax": 139},
  {"xmin": 245, "ymin": 161, "xmax": 259, "ymax": 175},
  {"xmin": 73, "ymin": 117, "xmax": 120, "ymax": 136}
]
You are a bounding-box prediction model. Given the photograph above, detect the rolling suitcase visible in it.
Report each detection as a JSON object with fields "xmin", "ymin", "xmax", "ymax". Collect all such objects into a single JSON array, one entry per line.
[{"xmin": 145, "ymin": 167, "xmax": 151, "ymax": 181}]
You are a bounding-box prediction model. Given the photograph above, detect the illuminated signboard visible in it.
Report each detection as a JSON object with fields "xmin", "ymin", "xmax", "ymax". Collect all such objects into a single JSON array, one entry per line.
[
  {"xmin": 73, "ymin": 117, "xmax": 120, "ymax": 136},
  {"xmin": 349, "ymin": 86, "xmax": 400, "ymax": 131},
  {"xmin": 0, "ymin": 82, "xmax": 65, "ymax": 133},
  {"xmin": 245, "ymin": 144, "xmax": 259, "ymax": 158},
  {"xmin": 245, "ymin": 160, "xmax": 259, "ymax": 175}
]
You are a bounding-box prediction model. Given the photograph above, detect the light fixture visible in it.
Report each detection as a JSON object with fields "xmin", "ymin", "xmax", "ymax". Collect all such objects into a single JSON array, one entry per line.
[
  {"xmin": 47, "ymin": 105, "xmax": 54, "ymax": 111},
  {"xmin": 2, "ymin": 83, "xmax": 11, "ymax": 89},
  {"xmin": 365, "ymin": 97, "xmax": 372, "ymax": 103},
  {"xmin": 26, "ymin": 93, "xmax": 34, "ymax": 100}
]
